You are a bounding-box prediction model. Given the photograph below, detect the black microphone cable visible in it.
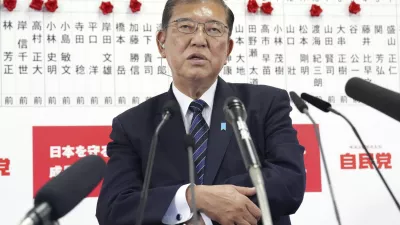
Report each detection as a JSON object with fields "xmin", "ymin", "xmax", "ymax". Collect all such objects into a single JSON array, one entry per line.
[{"xmin": 289, "ymin": 91, "xmax": 342, "ymax": 225}]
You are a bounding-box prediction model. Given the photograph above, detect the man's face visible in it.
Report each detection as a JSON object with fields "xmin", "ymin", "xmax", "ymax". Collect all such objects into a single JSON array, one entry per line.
[{"xmin": 157, "ymin": 1, "xmax": 234, "ymax": 84}]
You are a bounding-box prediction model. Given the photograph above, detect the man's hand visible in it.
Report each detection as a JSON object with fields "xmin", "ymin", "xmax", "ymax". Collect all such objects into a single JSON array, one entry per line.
[{"xmin": 187, "ymin": 185, "xmax": 261, "ymax": 225}]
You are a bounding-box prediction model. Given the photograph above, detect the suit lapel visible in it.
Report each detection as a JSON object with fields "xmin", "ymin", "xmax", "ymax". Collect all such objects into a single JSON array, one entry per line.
[
  {"xmin": 154, "ymin": 88, "xmax": 189, "ymax": 182},
  {"xmin": 203, "ymin": 78, "xmax": 234, "ymax": 185}
]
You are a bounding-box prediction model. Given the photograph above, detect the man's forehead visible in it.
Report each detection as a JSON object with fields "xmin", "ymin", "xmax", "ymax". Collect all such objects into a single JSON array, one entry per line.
[{"xmin": 171, "ymin": 3, "xmax": 227, "ymax": 23}]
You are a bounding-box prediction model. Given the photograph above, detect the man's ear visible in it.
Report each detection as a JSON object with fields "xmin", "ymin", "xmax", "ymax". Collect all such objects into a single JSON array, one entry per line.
[{"xmin": 156, "ymin": 31, "xmax": 167, "ymax": 58}]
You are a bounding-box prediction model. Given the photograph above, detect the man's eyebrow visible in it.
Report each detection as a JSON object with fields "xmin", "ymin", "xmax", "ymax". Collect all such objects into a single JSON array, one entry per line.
[
  {"xmin": 207, "ymin": 19, "xmax": 225, "ymax": 24},
  {"xmin": 174, "ymin": 18, "xmax": 226, "ymax": 25},
  {"xmin": 174, "ymin": 17, "xmax": 191, "ymax": 22}
]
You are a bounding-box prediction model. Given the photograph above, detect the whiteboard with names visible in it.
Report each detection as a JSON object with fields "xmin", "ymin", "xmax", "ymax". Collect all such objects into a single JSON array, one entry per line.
[{"xmin": 0, "ymin": 0, "xmax": 398, "ymax": 107}]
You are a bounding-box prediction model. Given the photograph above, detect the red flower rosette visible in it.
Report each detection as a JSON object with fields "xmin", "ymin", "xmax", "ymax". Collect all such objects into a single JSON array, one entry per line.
[
  {"xmin": 29, "ymin": 0, "xmax": 43, "ymax": 11},
  {"xmin": 130, "ymin": 0, "xmax": 141, "ymax": 13},
  {"xmin": 247, "ymin": 0, "xmax": 258, "ymax": 13},
  {"xmin": 261, "ymin": 2, "xmax": 273, "ymax": 15},
  {"xmin": 4, "ymin": 0, "xmax": 17, "ymax": 11},
  {"xmin": 349, "ymin": 1, "xmax": 361, "ymax": 14},
  {"xmin": 310, "ymin": 4, "xmax": 322, "ymax": 17},
  {"xmin": 45, "ymin": 0, "xmax": 58, "ymax": 12},
  {"xmin": 100, "ymin": 1, "xmax": 113, "ymax": 15}
]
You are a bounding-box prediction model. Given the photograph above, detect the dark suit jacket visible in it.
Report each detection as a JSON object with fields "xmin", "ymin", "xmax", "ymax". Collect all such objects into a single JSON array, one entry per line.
[{"xmin": 96, "ymin": 77, "xmax": 306, "ymax": 225}]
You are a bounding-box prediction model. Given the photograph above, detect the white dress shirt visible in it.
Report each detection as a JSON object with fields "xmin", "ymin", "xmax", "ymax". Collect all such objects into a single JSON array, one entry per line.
[{"xmin": 161, "ymin": 79, "xmax": 217, "ymax": 225}]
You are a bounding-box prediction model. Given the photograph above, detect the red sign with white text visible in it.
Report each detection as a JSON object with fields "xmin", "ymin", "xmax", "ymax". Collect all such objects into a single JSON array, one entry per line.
[
  {"xmin": 294, "ymin": 124, "xmax": 321, "ymax": 192},
  {"xmin": 32, "ymin": 124, "xmax": 321, "ymax": 199},
  {"xmin": 32, "ymin": 126, "xmax": 111, "ymax": 198}
]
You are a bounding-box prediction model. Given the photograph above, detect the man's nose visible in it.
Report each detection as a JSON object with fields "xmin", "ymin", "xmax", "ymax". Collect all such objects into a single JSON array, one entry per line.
[{"xmin": 190, "ymin": 24, "xmax": 208, "ymax": 47}]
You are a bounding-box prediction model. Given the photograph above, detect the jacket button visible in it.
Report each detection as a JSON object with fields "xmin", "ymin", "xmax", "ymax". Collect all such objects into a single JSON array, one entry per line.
[{"xmin": 176, "ymin": 214, "xmax": 181, "ymax": 221}]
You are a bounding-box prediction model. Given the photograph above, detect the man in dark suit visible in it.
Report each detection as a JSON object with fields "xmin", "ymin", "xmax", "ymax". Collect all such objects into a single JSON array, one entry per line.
[{"xmin": 96, "ymin": 0, "xmax": 306, "ymax": 225}]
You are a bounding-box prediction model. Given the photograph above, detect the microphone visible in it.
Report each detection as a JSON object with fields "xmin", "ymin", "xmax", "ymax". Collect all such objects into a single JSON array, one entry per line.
[
  {"xmin": 223, "ymin": 96, "xmax": 272, "ymax": 225},
  {"xmin": 289, "ymin": 91, "xmax": 342, "ymax": 225},
  {"xmin": 184, "ymin": 134, "xmax": 199, "ymax": 225},
  {"xmin": 301, "ymin": 92, "xmax": 400, "ymax": 212},
  {"xmin": 19, "ymin": 155, "xmax": 106, "ymax": 225},
  {"xmin": 135, "ymin": 100, "xmax": 180, "ymax": 225},
  {"xmin": 345, "ymin": 77, "xmax": 400, "ymax": 123}
]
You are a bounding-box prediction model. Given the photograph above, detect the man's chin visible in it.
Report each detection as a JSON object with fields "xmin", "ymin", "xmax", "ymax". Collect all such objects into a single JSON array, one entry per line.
[
  {"xmin": 185, "ymin": 72, "xmax": 211, "ymax": 81},
  {"xmin": 176, "ymin": 66, "xmax": 217, "ymax": 81},
  {"xmin": 183, "ymin": 73, "xmax": 219, "ymax": 86}
]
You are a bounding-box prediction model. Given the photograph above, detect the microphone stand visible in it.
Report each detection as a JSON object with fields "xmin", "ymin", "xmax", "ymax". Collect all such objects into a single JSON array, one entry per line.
[
  {"xmin": 249, "ymin": 166, "xmax": 271, "ymax": 225},
  {"xmin": 234, "ymin": 117, "xmax": 272, "ymax": 225},
  {"xmin": 224, "ymin": 96, "xmax": 272, "ymax": 225},
  {"xmin": 303, "ymin": 108, "xmax": 342, "ymax": 225},
  {"xmin": 186, "ymin": 137, "xmax": 199, "ymax": 225},
  {"xmin": 135, "ymin": 111, "xmax": 173, "ymax": 225}
]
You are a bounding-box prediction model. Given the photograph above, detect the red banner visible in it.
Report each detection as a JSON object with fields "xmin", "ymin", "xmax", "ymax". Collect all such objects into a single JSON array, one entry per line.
[
  {"xmin": 32, "ymin": 126, "xmax": 111, "ymax": 197},
  {"xmin": 294, "ymin": 124, "xmax": 321, "ymax": 192},
  {"xmin": 32, "ymin": 124, "xmax": 321, "ymax": 198}
]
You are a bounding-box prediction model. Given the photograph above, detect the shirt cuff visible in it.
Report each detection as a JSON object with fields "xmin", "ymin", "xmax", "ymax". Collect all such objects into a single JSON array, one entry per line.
[
  {"xmin": 162, "ymin": 183, "xmax": 193, "ymax": 224},
  {"xmin": 200, "ymin": 212, "xmax": 213, "ymax": 225}
]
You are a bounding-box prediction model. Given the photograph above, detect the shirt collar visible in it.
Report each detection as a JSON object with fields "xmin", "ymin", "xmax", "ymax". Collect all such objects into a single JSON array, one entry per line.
[{"xmin": 172, "ymin": 78, "xmax": 217, "ymax": 116}]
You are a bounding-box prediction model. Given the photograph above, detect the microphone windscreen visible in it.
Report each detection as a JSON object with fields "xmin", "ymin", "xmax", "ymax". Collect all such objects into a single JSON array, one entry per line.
[
  {"xmin": 223, "ymin": 96, "xmax": 242, "ymax": 109},
  {"xmin": 162, "ymin": 100, "xmax": 180, "ymax": 117},
  {"xmin": 301, "ymin": 93, "xmax": 331, "ymax": 112},
  {"xmin": 345, "ymin": 77, "xmax": 400, "ymax": 122},
  {"xmin": 184, "ymin": 134, "xmax": 195, "ymax": 150},
  {"xmin": 223, "ymin": 96, "xmax": 247, "ymax": 123},
  {"xmin": 289, "ymin": 91, "xmax": 308, "ymax": 113},
  {"xmin": 34, "ymin": 155, "xmax": 106, "ymax": 220}
]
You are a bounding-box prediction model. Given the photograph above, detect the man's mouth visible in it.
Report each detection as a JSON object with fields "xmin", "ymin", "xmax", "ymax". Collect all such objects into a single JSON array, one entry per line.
[{"xmin": 187, "ymin": 53, "xmax": 207, "ymax": 60}]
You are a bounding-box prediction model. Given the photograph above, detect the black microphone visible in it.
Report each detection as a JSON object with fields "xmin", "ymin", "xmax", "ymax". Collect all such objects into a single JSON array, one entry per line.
[
  {"xmin": 19, "ymin": 155, "xmax": 106, "ymax": 225},
  {"xmin": 300, "ymin": 93, "xmax": 330, "ymax": 113},
  {"xmin": 289, "ymin": 91, "xmax": 308, "ymax": 113},
  {"xmin": 345, "ymin": 77, "xmax": 400, "ymax": 123},
  {"xmin": 223, "ymin": 96, "xmax": 272, "ymax": 225},
  {"xmin": 184, "ymin": 134, "xmax": 199, "ymax": 225},
  {"xmin": 289, "ymin": 91, "xmax": 342, "ymax": 225},
  {"xmin": 301, "ymin": 92, "xmax": 400, "ymax": 212},
  {"xmin": 135, "ymin": 100, "xmax": 180, "ymax": 225}
]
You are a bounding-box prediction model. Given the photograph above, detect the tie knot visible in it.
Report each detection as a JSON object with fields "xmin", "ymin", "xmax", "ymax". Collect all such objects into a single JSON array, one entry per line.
[{"xmin": 189, "ymin": 99, "xmax": 207, "ymax": 113}]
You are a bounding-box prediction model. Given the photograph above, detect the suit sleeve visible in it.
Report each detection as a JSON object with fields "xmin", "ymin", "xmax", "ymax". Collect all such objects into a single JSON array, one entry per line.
[
  {"xmin": 223, "ymin": 89, "xmax": 306, "ymax": 219},
  {"xmin": 96, "ymin": 117, "xmax": 183, "ymax": 225}
]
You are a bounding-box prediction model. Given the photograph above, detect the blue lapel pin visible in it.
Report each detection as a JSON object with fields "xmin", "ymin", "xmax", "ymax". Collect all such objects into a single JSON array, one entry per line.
[{"xmin": 220, "ymin": 122, "xmax": 226, "ymax": 131}]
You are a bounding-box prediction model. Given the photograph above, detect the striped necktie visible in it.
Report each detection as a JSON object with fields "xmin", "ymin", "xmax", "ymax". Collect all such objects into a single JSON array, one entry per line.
[{"xmin": 189, "ymin": 99, "xmax": 209, "ymax": 185}]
